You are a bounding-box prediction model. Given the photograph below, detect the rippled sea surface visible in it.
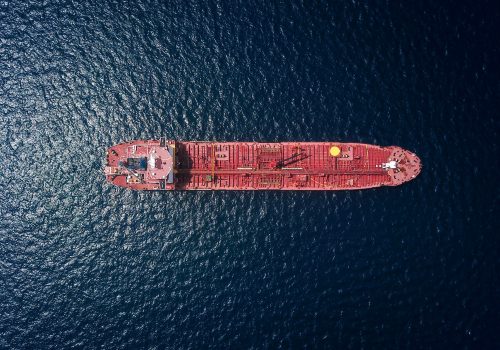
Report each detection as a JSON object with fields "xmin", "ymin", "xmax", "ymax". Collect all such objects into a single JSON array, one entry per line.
[{"xmin": 1, "ymin": 0, "xmax": 499, "ymax": 348}]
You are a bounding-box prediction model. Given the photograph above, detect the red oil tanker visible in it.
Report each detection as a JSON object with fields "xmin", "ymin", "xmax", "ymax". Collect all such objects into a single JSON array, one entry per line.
[{"xmin": 104, "ymin": 139, "xmax": 421, "ymax": 190}]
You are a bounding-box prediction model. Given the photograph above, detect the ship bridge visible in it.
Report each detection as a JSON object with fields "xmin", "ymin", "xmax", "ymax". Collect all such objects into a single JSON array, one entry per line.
[
  {"xmin": 105, "ymin": 139, "xmax": 175, "ymax": 190},
  {"xmin": 145, "ymin": 144, "xmax": 174, "ymax": 185}
]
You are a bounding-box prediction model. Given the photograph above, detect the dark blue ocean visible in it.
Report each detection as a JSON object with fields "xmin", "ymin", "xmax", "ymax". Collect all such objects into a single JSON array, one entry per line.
[{"xmin": 1, "ymin": 0, "xmax": 499, "ymax": 348}]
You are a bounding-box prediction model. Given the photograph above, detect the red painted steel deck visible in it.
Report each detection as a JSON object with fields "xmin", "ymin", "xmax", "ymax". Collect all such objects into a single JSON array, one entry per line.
[{"xmin": 105, "ymin": 140, "xmax": 421, "ymax": 190}]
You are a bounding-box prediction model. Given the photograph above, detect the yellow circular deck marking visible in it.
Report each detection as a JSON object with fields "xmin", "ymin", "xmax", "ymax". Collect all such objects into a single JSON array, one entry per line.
[{"xmin": 329, "ymin": 146, "xmax": 341, "ymax": 157}]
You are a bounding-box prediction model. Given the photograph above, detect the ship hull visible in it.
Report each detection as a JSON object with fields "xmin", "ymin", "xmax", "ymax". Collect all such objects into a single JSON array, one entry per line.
[{"xmin": 105, "ymin": 140, "xmax": 421, "ymax": 191}]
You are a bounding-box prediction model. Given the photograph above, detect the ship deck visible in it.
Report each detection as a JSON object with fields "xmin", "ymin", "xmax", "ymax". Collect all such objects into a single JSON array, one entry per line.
[
  {"xmin": 174, "ymin": 142, "xmax": 392, "ymax": 190},
  {"xmin": 105, "ymin": 140, "xmax": 421, "ymax": 190}
]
